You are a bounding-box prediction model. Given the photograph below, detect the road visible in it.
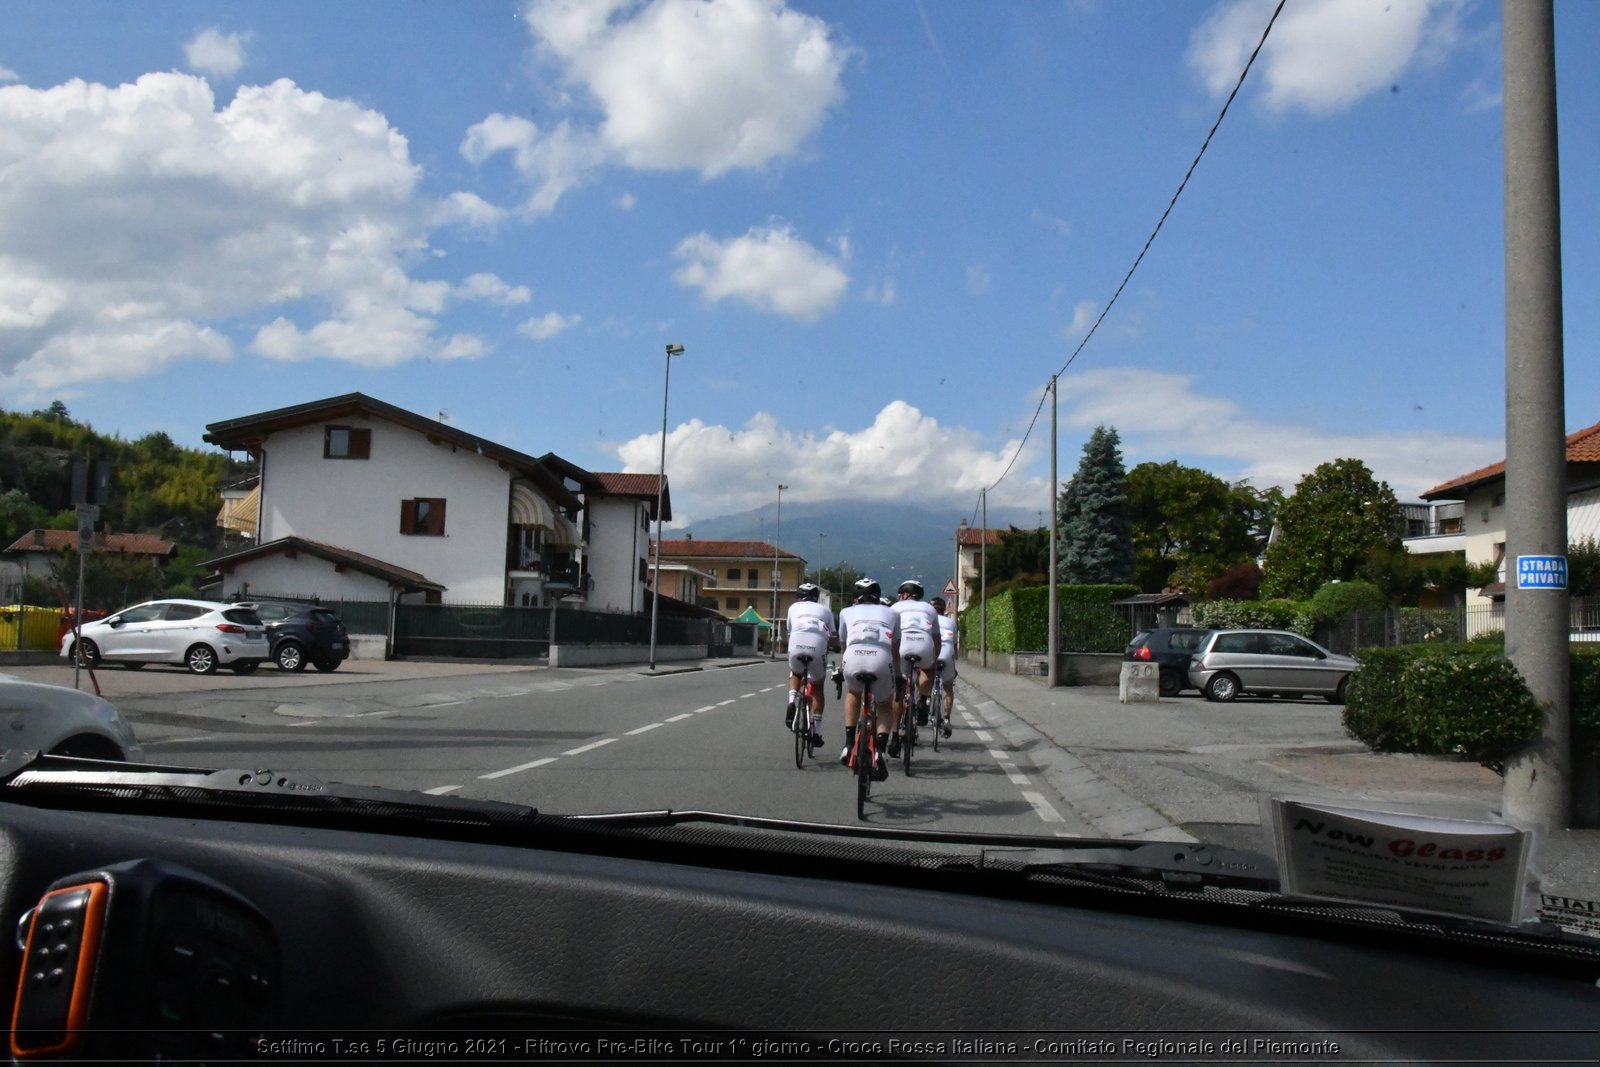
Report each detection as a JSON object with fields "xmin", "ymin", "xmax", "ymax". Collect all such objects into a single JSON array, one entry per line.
[{"xmin": 115, "ymin": 662, "xmax": 1100, "ymax": 834}]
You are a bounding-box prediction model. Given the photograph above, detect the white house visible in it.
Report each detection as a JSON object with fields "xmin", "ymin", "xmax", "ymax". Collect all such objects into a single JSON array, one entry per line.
[
  {"xmin": 202, "ymin": 394, "xmax": 583, "ymax": 606},
  {"xmin": 536, "ymin": 456, "xmax": 667, "ymax": 615}
]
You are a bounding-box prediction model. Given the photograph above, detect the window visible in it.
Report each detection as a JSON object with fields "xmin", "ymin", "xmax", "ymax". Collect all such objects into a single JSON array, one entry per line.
[
  {"xmin": 324, "ymin": 425, "xmax": 371, "ymax": 459},
  {"xmin": 639, "ymin": 558, "xmax": 648, "ymax": 583},
  {"xmin": 641, "ymin": 509, "xmax": 649, "ymax": 531},
  {"xmin": 728, "ymin": 568, "xmax": 741, "ymax": 581},
  {"xmin": 746, "ymin": 570, "xmax": 758, "ymax": 588},
  {"xmin": 746, "ymin": 598, "xmax": 757, "ymax": 609},
  {"xmin": 706, "ymin": 567, "xmax": 717, "ymax": 579},
  {"xmin": 726, "ymin": 597, "xmax": 739, "ymax": 610},
  {"xmin": 400, "ymin": 497, "xmax": 447, "ymax": 536},
  {"xmin": 162, "ymin": 604, "xmax": 207, "ymax": 621}
]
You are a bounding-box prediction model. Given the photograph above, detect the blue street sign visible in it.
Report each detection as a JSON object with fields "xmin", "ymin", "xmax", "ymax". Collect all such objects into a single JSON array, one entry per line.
[{"xmin": 1516, "ymin": 555, "xmax": 1568, "ymax": 590}]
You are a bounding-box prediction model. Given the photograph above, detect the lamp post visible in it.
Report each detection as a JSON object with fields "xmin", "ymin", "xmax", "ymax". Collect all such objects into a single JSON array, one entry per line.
[
  {"xmin": 648, "ymin": 343, "xmax": 684, "ymax": 671},
  {"xmin": 770, "ymin": 484, "xmax": 787, "ymax": 658}
]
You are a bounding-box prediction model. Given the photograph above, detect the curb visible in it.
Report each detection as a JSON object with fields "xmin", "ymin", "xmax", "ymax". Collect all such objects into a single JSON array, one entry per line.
[{"xmin": 959, "ymin": 670, "xmax": 1196, "ymax": 842}]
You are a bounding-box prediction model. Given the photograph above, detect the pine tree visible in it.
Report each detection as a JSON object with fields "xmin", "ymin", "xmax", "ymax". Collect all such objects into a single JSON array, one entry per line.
[{"xmin": 1057, "ymin": 425, "xmax": 1134, "ymax": 584}]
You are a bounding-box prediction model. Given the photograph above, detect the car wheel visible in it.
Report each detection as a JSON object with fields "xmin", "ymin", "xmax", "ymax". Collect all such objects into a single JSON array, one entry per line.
[
  {"xmin": 231, "ymin": 661, "xmax": 259, "ymax": 675},
  {"xmin": 48, "ymin": 734, "xmax": 124, "ymax": 761},
  {"xmin": 1205, "ymin": 672, "xmax": 1240, "ymax": 703},
  {"xmin": 72, "ymin": 638, "xmax": 101, "ymax": 669},
  {"xmin": 1327, "ymin": 676, "xmax": 1349, "ymax": 705},
  {"xmin": 185, "ymin": 644, "xmax": 219, "ymax": 675},
  {"xmin": 311, "ymin": 659, "xmax": 340, "ymax": 673},
  {"xmin": 1158, "ymin": 669, "xmax": 1182, "ymax": 697},
  {"xmin": 275, "ymin": 641, "xmax": 308, "ymax": 672}
]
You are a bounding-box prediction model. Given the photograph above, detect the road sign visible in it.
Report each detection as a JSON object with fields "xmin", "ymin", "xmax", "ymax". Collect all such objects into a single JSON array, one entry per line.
[
  {"xmin": 75, "ymin": 504, "xmax": 99, "ymax": 554},
  {"xmin": 942, "ymin": 579, "xmax": 958, "ymax": 596},
  {"xmin": 1516, "ymin": 555, "xmax": 1567, "ymax": 590}
]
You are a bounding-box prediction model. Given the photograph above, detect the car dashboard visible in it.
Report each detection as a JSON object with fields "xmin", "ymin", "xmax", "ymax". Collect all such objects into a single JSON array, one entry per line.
[{"xmin": 2, "ymin": 775, "xmax": 1597, "ymax": 1063}]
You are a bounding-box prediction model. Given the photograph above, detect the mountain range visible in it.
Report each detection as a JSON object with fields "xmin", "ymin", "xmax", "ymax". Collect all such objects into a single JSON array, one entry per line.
[{"xmin": 680, "ymin": 499, "xmax": 1038, "ymax": 593}]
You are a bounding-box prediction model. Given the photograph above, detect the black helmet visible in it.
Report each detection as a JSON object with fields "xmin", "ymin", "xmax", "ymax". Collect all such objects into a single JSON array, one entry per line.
[
  {"xmin": 898, "ymin": 580, "xmax": 924, "ymax": 599},
  {"xmin": 853, "ymin": 578, "xmax": 881, "ymax": 603},
  {"xmin": 930, "ymin": 596, "xmax": 946, "ymax": 612},
  {"xmin": 796, "ymin": 582, "xmax": 821, "ymax": 602}
]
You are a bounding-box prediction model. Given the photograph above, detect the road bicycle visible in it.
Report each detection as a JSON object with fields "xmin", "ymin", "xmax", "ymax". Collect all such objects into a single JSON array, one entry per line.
[
  {"xmin": 792, "ymin": 655, "xmax": 821, "ymax": 769},
  {"xmin": 897, "ymin": 655, "xmax": 924, "ymax": 777},
  {"xmin": 847, "ymin": 672, "xmax": 882, "ymax": 820},
  {"xmin": 930, "ymin": 665, "xmax": 946, "ymax": 752}
]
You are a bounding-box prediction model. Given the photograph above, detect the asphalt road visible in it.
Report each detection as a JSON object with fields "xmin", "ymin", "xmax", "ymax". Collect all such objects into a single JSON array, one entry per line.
[{"xmin": 107, "ymin": 662, "xmax": 1100, "ymax": 834}]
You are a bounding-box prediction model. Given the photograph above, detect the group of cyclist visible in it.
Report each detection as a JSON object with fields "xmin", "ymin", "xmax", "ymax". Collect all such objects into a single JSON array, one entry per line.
[{"xmin": 784, "ymin": 576, "xmax": 959, "ymax": 781}]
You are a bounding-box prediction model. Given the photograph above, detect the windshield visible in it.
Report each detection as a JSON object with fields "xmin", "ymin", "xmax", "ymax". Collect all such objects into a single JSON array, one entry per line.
[{"xmin": 0, "ymin": 0, "xmax": 1595, "ymax": 942}]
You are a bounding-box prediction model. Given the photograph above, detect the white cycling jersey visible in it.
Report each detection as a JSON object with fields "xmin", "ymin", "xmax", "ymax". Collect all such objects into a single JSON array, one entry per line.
[
  {"xmin": 786, "ymin": 600, "xmax": 835, "ymax": 638},
  {"xmin": 936, "ymin": 615, "xmax": 958, "ymax": 660},
  {"xmin": 838, "ymin": 602, "xmax": 895, "ymax": 650}
]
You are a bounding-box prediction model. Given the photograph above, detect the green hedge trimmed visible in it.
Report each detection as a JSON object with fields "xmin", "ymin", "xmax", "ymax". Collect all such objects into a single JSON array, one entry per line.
[
  {"xmin": 959, "ymin": 584, "xmax": 1136, "ymax": 654},
  {"xmin": 1344, "ymin": 643, "xmax": 1600, "ymax": 772}
]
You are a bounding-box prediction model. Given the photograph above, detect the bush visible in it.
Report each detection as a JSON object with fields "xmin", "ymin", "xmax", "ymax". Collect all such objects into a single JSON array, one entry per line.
[
  {"xmin": 1192, "ymin": 597, "xmax": 1309, "ymax": 635},
  {"xmin": 958, "ymin": 583, "xmax": 1136, "ymax": 654},
  {"xmin": 1343, "ymin": 644, "xmax": 1546, "ymax": 773},
  {"xmin": 1307, "ymin": 580, "xmax": 1387, "ymax": 620}
]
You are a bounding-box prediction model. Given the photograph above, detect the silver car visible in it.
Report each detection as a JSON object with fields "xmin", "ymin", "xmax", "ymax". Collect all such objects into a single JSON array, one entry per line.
[
  {"xmin": 0, "ymin": 674, "xmax": 144, "ymax": 761},
  {"xmin": 1186, "ymin": 629, "xmax": 1357, "ymax": 704},
  {"xmin": 60, "ymin": 598, "xmax": 268, "ymax": 675}
]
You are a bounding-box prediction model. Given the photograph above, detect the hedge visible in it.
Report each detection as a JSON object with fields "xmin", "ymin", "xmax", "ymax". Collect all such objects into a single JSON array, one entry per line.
[
  {"xmin": 959, "ymin": 584, "xmax": 1136, "ymax": 654},
  {"xmin": 1344, "ymin": 643, "xmax": 1600, "ymax": 772}
]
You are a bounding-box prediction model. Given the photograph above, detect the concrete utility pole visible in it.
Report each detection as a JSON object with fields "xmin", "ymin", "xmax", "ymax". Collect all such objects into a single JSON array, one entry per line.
[
  {"xmin": 1047, "ymin": 376, "xmax": 1059, "ymax": 688},
  {"xmin": 648, "ymin": 343, "xmax": 683, "ymax": 671},
  {"xmin": 771, "ymin": 484, "xmax": 786, "ymax": 658},
  {"xmin": 1500, "ymin": 0, "xmax": 1571, "ymax": 830}
]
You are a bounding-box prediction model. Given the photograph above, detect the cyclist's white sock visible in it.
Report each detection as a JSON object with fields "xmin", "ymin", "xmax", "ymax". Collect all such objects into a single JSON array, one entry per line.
[{"xmin": 786, "ymin": 688, "xmax": 796, "ymax": 704}]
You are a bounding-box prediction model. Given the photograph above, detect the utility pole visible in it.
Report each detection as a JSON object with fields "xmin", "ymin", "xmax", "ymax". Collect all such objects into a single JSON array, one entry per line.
[
  {"xmin": 980, "ymin": 487, "xmax": 988, "ymax": 669},
  {"xmin": 1500, "ymin": 0, "xmax": 1572, "ymax": 830},
  {"xmin": 1047, "ymin": 376, "xmax": 1059, "ymax": 688},
  {"xmin": 771, "ymin": 484, "xmax": 786, "ymax": 658},
  {"xmin": 648, "ymin": 343, "xmax": 683, "ymax": 671}
]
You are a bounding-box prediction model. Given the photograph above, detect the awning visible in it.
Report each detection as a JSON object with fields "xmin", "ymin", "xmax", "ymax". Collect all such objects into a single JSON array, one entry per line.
[
  {"xmin": 549, "ymin": 512, "xmax": 581, "ymax": 548},
  {"xmin": 733, "ymin": 606, "xmax": 771, "ymax": 630},
  {"xmin": 510, "ymin": 480, "xmax": 555, "ymax": 529},
  {"xmin": 217, "ymin": 484, "xmax": 260, "ymax": 534}
]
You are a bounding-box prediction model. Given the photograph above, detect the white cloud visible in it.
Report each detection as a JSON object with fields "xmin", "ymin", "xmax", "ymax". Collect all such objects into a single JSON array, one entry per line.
[
  {"xmin": 0, "ymin": 66, "xmax": 19, "ymax": 84},
  {"xmin": 0, "ymin": 72, "xmax": 489, "ymax": 396},
  {"xmin": 184, "ymin": 27, "xmax": 249, "ymax": 79},
  {"xmin": 965, "ymin": 265, "xmax": 991, "ymax": 296},
  {"xmin": 616, "ymin": 192, "xmax": 636, "ymax": 210},
  {"xmin": 435, "ymin": 191, "xmax": 507, "ymax": 230},
  {"xmin": 1062, "ymin": 300, "xmax": 1097, "ymax": 337},
  {"xmin": 517, "ymin": 310, "xmax": 581, "ymax": 340},
  {"xmin": 457, "ymin": 273, "xmax": 532, "ymax": 305},
  {"xmin": 1188, "ymin": 0, "xmax": 1458, "ymax": 116},
  {"xmin": 1057, "ymin": 367, "xmax": 1501, "ymax": 499},
  {"xmin": 614, "ymin": 401, "xmax": 1045, "ymax": 525},
  {"xmin": 463, "ymin": 0, "xmax": 850, "ymax": 214},
  {"xmin": 672, "ymin": 224, "xmax": 848, "ymax": 320}
]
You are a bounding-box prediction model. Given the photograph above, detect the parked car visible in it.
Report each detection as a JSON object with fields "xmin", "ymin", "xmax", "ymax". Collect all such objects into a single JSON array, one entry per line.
[
  {"xmin": 1123, "ymin": 627, "xmax": 1214, "ymax": 696},
  {"xmin": 59, "ymin": 599, "xmax": 267, "ymax": 675},
  {"xmin": 237, "ymin": 601, "xmax": 350, "ymax": 672},
  {"xmin": 0, "ymin": 674, "xmax": 143, "ymax": 761},
  {"xmin": 1186, "ymin": 629, "xmax": 1358, "ymax": 704}
]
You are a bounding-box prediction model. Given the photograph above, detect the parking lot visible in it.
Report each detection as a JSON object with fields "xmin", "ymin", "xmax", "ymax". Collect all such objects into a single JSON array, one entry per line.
[{"xmin": 0, "ymin": 657, "xmax": 547, "ymax": 697}]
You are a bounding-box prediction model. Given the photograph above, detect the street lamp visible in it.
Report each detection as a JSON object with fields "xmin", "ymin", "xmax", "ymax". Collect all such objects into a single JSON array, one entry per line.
[
  {"xmin": 648, "ymin": 343, "xmax": 684, "ymax": 671},
  {"xmin": 770, "ymin": 484, "xmax": 787, "ymax": 658}
]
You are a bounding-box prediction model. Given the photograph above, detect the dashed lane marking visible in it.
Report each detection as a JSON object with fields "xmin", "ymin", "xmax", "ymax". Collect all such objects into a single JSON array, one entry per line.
[
  {"xmin": 627, "ymin": 723, "xmax": 664, "ymax": 735},
  {"xmin": 1022, "ymin": 791, "xmax": 1066, "ymax": 823},
  {"xmin": 424, "ymin": 785, "xmax": 463, "ymax": 795},
  {"xmin": 668, "ymin": 713, "xmax": 695, "ymax": 722},
  {"xmin": 479, "ymin": 757, "xmax": 557, "ymax": 780},
  {"xmin": 562, "ymin": 738, "xmax": 618, "ymax": 756}
]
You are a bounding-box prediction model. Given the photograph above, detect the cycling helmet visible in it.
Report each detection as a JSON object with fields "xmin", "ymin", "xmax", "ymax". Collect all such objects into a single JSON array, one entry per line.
[
  {"xmin": 853, "ymin": 578, "xmax": 881, "ymax": 603},
  {"xmin": 898, "ymin": 580, "xmax": 924, "ymax": 599},
  {"xmin": 796, "ymin": 582, "xmax": 821, "ymax": 602},
  {"xmin": 930, "ymin": 596, "xmax": 946, "ymax": 612}
]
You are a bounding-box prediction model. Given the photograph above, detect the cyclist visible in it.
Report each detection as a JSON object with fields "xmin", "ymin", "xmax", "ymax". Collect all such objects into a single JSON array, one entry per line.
[
  {"xmin": 889, "ymin": 580, "xmax": 941, "ymax": 743},
  {"xmin": 837, "ymin": 577, "xmax": 898, "ymax": 781},
  {"xmin": 930, "ymin": 595, "xmax": 958, "ymax": 738},
  {"xmin": 784, "ymin": 582, "xmax": 834, "ymax": 748}
]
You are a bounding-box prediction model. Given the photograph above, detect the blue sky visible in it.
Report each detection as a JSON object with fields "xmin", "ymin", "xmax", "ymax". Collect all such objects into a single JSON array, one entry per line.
[{"xmin": 2, "ymin": 0, "xmax": 1595, "ymax": 526}]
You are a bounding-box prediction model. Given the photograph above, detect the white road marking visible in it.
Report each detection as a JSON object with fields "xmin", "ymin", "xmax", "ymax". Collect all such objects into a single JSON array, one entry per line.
[
  {"xmin": 348, "ymin": 709, "xmax": 394, "ymax": 718},
  {"xmin": 716, "ymin": 699, "xmax": 737, "ymax": 706},
  {"xmin": 626, "ymin": 723, "xmax": 664, "ymax": 735},
  {"xmin": 973, "ymin": 730, "xmax": 992, "ymax": 742},
  {"xmin": 667, "ymin": 713, "xmax": 695, "ymax": 722},
  {"xmin": 423, "ymin": 700, "xmax": 469, "ymax": 709},
  {"xmin": 1022, "ymin": 791, "xmax": 1066, "ymax": 823},
  {"xmin": 562, "ymin": 738, "xmax": 617, "ymax": 756},
  {"xmin": 740, "ymin": 693, "xmax": 757, "ymax": 699},
  {"xmin": 479, "ymin": 757, "xmax": 557, "ymax": 780},
  {"xmin": 987, "ymin": 748, "xmax": 1008, "ymax": 760},
  {"xmin": 424, "ymin": 785, "xmax": 463, "ymax": 795},
  {"xmin": 147, "ymin": 735, "xmax": 218, "ymax": 745}
]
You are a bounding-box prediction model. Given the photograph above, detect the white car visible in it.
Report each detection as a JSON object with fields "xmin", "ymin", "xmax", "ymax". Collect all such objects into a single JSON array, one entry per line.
[
  {"xmin": 0, "ymin": 675, "xmax": 144, "ymax": 762},
  {"xmin": 60, "ymin": 598, "xmax": 268, "ymax": 675}
]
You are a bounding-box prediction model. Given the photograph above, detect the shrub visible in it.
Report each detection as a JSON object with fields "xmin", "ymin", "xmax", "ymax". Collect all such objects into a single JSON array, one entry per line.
[
  {"xmin": 1343, "ymin": 644, "xmax": 1545, "ymax": 773},
  {"xmin": 1192, "ymin": 597, "xmax": 1309, "ymax": 635},
  {"xmin": 1307, "ymin": 579, "xmax": 1387, "ymax": 620}
]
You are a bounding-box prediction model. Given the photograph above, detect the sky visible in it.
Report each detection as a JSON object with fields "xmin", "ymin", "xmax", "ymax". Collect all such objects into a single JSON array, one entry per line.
[{"xmin": 2, "ymin": 0, "xmax": 1596, "ymax": 528}]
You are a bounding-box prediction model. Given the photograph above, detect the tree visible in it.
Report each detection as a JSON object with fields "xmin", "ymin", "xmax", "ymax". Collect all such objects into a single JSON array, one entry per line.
[
  {"xmin": 1126, "ymin": 461, "xmax": 1258, "ymax": 593},
  {"xmin": 1260, "ymin": 458, "xmax": 1402, "ymax": 600},
  {"xmin": 1205, "ymin": 562, "xmax": 1263, "ymax": 601},
  {"xmin": 1057, "ymin": 425, "xmax": 1134, "ymax": 585},
  {"xmin": 986, "ymin": 526, "xmax": 1049, "ymax": 586},
  {"xmin": 807, "ymin": 561, "xmax": 865, "ymax": 607}
]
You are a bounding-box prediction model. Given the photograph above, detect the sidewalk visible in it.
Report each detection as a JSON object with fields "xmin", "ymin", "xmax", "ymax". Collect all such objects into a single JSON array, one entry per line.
[{"xmin": 956, "ymin": 660, "xmax": 1599, "ymax": 915}]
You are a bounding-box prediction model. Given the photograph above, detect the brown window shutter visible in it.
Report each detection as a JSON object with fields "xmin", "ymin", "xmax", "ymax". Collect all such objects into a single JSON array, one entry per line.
[
  {"xmin": 431, "ymin": 499, "xmax": 446, "ymax": 535},
  {"xmin": 350, "ymin": 428, "xmax": 371, "ymax": 459},
  {"xmin": 401, "ymin": 500, "xmax": 416, "ymax": 534}
]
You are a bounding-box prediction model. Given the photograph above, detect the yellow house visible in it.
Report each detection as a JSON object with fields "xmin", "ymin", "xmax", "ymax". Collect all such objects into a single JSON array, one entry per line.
[{"xmin": 650, "ymin": 537, "xmax": 808, "ymax": 630}]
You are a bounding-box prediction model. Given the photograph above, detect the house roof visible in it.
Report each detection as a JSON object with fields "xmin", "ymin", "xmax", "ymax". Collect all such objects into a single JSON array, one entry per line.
[
  {"xmin": 538, "ymin": 453, "xmax": 671, "ymax": 521},
  {"xmin": 203, "ymin": 536, "xmax": 445, "ymax": 593},
  {"xmin": 1422, "ymin": 419, "xmax": 1600, "ymax": 499},
  {"xmin": 204, "ymin": 393, "xmax": 580, "ymax": 510},
  {"xmin": 5, "ymin": 529, "xmax": 175, "ymax": 557},
  {"xmin": 651, "ymin": 538, "xmax": 804, "ymax": 562},
  {"xmin": 956, "ymin": 527, "xmax": 1005, "ymax": 547}
]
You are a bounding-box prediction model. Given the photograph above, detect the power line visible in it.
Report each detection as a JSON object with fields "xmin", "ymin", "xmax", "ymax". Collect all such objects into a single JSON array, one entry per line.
[{"xmin": 976, "ymin": 0, "xmax": 1288, "ymax": 516}]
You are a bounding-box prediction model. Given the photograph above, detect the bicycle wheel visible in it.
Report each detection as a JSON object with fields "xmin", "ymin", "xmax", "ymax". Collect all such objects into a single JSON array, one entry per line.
[
  {"xmin": 793, "ymin": 697, "xmax": 806, "ymax": 769},
  {"xmin": 901, "ymin": 700, "xmax": 914, "ymax": 776},
  {"xmin": 855, "ymin": 701, "xmax": 873, "ymax": 820},
  {"xmin": 931, "ymin": 688, "xmax": 942, "ymax": 752}
]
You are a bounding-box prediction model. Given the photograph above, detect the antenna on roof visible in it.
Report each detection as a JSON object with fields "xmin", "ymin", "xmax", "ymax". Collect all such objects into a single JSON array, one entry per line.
[{"xmin": 438, "ymin": 410, "xmax": 449, "ymax": 423}]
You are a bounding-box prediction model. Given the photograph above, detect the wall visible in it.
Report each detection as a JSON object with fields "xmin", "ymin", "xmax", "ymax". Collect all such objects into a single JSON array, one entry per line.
[
  {"xmin": 219, "ymin": 554, "xmax": 394, "ymax": 603},
  {"xmin": 262, "ymin": 418, "xmax": 515, "ymax": 602},
  {"xmin": 585, "ymin": 497, "xmax": 646, "ymax": 613}
]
